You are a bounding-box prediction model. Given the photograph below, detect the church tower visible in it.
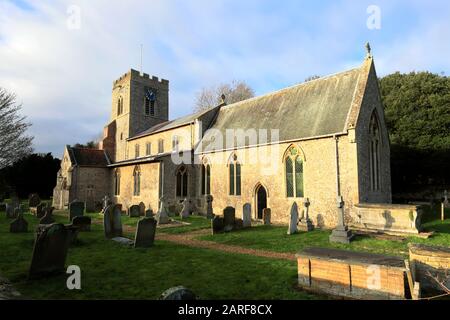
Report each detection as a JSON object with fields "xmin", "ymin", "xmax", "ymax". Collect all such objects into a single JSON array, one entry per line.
[{"xmin": 101, "ymin": 69, "xmax": 169, "ymax": 162}]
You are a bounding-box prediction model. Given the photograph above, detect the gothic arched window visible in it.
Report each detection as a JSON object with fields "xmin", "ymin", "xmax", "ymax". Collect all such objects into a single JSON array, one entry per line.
[
  {"xmin": 114, "ymin": 169, "xmax": 121, "ymax": 196},
  {"xmin": 369, "ymin": 111, "xmax": 381, "ymax": 191},
  {"xmin": 201, "ymin": 160, "xmax": 211, "ymax": 195},
  {"xmin": 176, "ymin": 166, "xmax": 188, "ymax": 197},
  {"xmin": 117, "ymin": 96, "xmax": 124, "ymax": 116},
  {"xmin": 284, "ymin": 146, "xmax": 304, "ymax": 198},
  {"xmin": 133, "ymin": 166, "xmax": 141, "ymax": 196},
  {"xmin": 229, "ymin": 154, "xmax": 241, "ymax": 196}
]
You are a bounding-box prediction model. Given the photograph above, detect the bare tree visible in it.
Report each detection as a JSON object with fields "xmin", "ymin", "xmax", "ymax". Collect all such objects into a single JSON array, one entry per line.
[
  {"xmin": 194, "ymin": 80, "xmax": 255, "ymax": 113},
  {"xmin": 0, "ymin": 88, "xmax": 33, "ymax": 169}
]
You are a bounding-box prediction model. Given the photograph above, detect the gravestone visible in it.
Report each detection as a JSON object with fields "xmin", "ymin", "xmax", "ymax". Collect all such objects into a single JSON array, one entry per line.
[
  {"xmin": 134, "ymin": 217, "xmax": 157, "ymax": 248},
  {"xmin": 156, "ymin": 197, "xmax": 170, "ymax": 225},
  {"xmin": 211, "ymin": 216, "xmax": 224, "ymax": 235},
  {"xmin": 102, "ymin": 195, "xmax": 112, "ymax": 214},
  {"xmin": 35, "ymin": 203, "xmax": 47, "ymax": 218},
  {"xmin": 72, "ymin": 216, "xmax": 91, "ymax": 232},
  {"xmin": 5, "ymin": 203, "xmax": 15, "ymax": 219},
  {"xmin": 10, "ymin": 213, "xmax": 28, "ymax": 233},
  {"xmin": 28, "ymin": 193, "xmax": 40, "ymax": 208},
  {"xmin": 242, "ymin": 203, "xmax": 252, "ymax": 228},
  {"xmin": 111, "ymin": 237, "xmax": 134, "ymax": 246},
  {"xmin": 223, "ymin": 207, "xmax": 235, "ymax": 232},
  {"xmin": 104, "ymin": 204, "xmax": 123, "ymax": 239},
  {"xmin": 69, "ymin": 200, "xmax": 85, "ymax": 221},
  {"xmin": 298, "ymin": 198, "xmax": 314, "ymax": 232},
  {"xmin": 330, "ymin": 196, "xmax": 354, "ymax": 244},
  {"xmin": 13, "ymin": 207, "xmax": 21, "ymax": 219},
  {"xmin": 139, "ymin": 202, "xmax": 146, "ymax": 216},
  {"xmin": 145, "ymin": 209, "xmax": 154, "ymax": 218},
  {"xmin": 234, "ymin": 218, "xmax": 244, "ymax": 230},
  {"xmin": 159, "ymin": 286, "xmax": 197, "ymax": 300},
  {"xmin": 205, "ymin": 195, "xmax": 214, "ymax": 219},
  {"xmin": 128, "ymin": 205, "xmax": 140, "ymax": 218},
  {"xmin": 263, "ymin": 208, "xmax": 271, "ymax": 225},
  {"xmin": 287, "ymin": 202, "xmax": 299, "ymax": 235},
  {"xmin": 180, "ymin": 198, "xmax": 191, "ymax": 219},
  {"xmin": 39, "ymin": 207, "xmax": 55, "ymax": 225},
  {"xmin": 29, "ymin": 223, "xmax": 76, "ymax": 279}
]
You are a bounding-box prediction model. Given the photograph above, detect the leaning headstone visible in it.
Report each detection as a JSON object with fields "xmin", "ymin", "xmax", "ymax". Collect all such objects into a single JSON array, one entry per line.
[
  {"xmin": 72, "ymin": 216, "xmax": 91, "ymax": 232},
  {"xmin": 35, "ymin": 203, "xmax": 47, "ymax": 218},
  {"xmin": 29, "ymin": 223, "xmax": 76, "ymax": 279},
  {"xmin": 298, "ymin": 198, "xmax": 314, "ymax": 232},
  {"xmin": 69, "ymin": 200, "xmax": 85, "ymax": 221},
  {"xmin": 159, "ymin": 286, "xmax": 196, "ymax": 300},
  {"xmin": 139, "ymin": 202, "xmax": 146, "ymax": 216},
  {"xmin": 211, "ymin": 216, "xmax": 224, "ymax": 235},
  {"xmin": 28, "ymin": 193, "xmax": 40, "ymax": 208},
  {"xmin": 223, "ymin": 207, "xmax": 235, "ymax": 232},
  {"xmin": 287, "ymin": 202, "xmax": 299, "ymax": 235},
  {"xmin": 10, "ymin": 213, "xmax": 28, "ymax": 233},
  {"xmin": 39, "ymin": 207, "xmax": 55, "ymax": 225},
  {"xmin": 180, "ymin": 198, "xmax": 191, "ymax": 219},
  {"xmin": 205, "ymin": 195, "xmax": 214, "ymax": 219},
  {"xmin": 104, "ymin": 204, "xmax": 123, "ymax": 239},
  {"xmin": 242, "ymin": 203, "xmax": 252, "ymax": 228},
  {"xmin": 155, "ymin": 197, "xmax": 170, "ymax": 225},
  {"xmin": 128, "ymin": 205, "xmax": 140, "ymax": 218},
  {"xmin": 134, "ymin": 217, "xmax": 157, "ymax": 248},
  {"xmin": 263, "ymin": 208, "xmax": 271, "ymax": 225}
]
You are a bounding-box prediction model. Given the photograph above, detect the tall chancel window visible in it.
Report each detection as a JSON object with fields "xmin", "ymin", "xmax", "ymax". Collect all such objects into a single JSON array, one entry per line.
[
  {"xmin": 228, "ymin": 154, "xmax": 241, "ymax": 196},
  {"xmin": 117, "ymin": 96, "xmax": 124, "ymax": 116},
  {"xmin": 133, "ymin": 166, "xmax": 141, "ymax": 196},
  {"xmin": 176, "ymin": 166, "xmax": 188, "ymax": 197},
  {"xmin": 369, "ymin": 111, "xmax": 381, "ymax": 191},
  {"xmin": 285, "ymin": 146, "xmax": 304, "ymax": 198},
  {"xmin": 201, "ymin": 160, "xmax": 211, "ymax": 195},
  {"xmin": 114, "ymin": 169, "xmax": 121, "ymax": 196},
  {"xmin": 145, "ymin": 89, "xmax": 156, "ymax": 116}
]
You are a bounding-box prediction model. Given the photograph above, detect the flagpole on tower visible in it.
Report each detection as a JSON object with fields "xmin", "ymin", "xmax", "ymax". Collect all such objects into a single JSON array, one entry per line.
[{"xmin": 140, "ymin": 44, "xmax": 143, "ymax": 75}]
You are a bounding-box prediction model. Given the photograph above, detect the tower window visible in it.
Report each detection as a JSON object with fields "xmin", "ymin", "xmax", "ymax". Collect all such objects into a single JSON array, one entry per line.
[
  {"xmin": 145, "ymin": 89, "xmax": 156, "ymax": 116},
  {"xmin": 117, "ymin": 96, "xmax": 124, "ymax": 116}
]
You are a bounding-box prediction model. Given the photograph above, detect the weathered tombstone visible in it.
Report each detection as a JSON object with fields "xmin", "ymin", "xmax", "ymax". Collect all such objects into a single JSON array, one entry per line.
[
  {"xmin": 242, "ymin": 203, "xmax": 252, "ymax": 228},
  {"xmin": 36, "ymin": 203, "xmax": 47, "ymax": 218},
  {"xmin": 223, "ymin": 207, "xmax": 235, "ymax": 232},
  {"xmin": 234, "ymin": 218, "xmax": 244, "ymax": 230},
  {"xmin": 69, "ymin": 200, "xmax": 85, "ymax": 221},
  {"xmin": 29, "ymin": 223, "xmax": 76, "ymax": 279},
  {"xmin": 145, "ymin": 209, "xmax": 154, "ymax": 218},
  {"xmin": 211, "ymin": 216, "xmax": 224, "ymax": 235},
  {"xmin": 159, "ymin": 286, "xmax": 196, "ymax": 300},
  {"xmin": 5, "ymin": 203, "xmax": 15, "ymax": 219},
  {"xmin": 28, "ymin": 193, "xmax": 40, "ymax": 208},
  {"xmin": 134, "ymin": 217, "xmax": 157, "ymax": 248},
  {"xmin": 263, "ymin": 208, "xmax": 271, "ymax": 225},
  {"xmin": 330, "ymin": 196, "xmax": 354, "ymax": 244},
  {"xmin": 72, "ymin": 216, "xmax": 91, "ymax": 232},
  {"xmin": 287, "ymin": 202, "xmax": 299, "ymax": 235},
  {"xmin": 10, "ymin": 213, "xmax": 28, "ymax": 233},
  {"xmin": 205, "ymin": 195, "xmax": 214, "ymax": 219},
  {"xmin": 298, "ymin": 198, "xmax": 314, "ymax": 232},
  {"xmin": 39, "ymin": 207, "xmax": 55, "ymax": 225},
  {"xmin": 138, "ymin": 202, "xmax": 146, "ymax": 216},
  {"xmin": 111, "ymin": 237, "xmax": 134, "ymax": 246},
  {"xmin": 104, "ymin": 204, "xmax": 123, "ymax": 239},
  {"xmin": 155, "ymin": 197, "xmax": 170, "ymax": 225},
  {"xmin": 180, "ymin": 198, "xmax": 191, "ymax": 219},
  {"xmin": 128, "ymin": 205, "xmax": 140, "ymax": 218}
]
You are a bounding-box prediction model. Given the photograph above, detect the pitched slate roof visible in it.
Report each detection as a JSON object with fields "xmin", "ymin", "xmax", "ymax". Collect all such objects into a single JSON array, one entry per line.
[
  {"xmin": 67, "ymin": 147, "xmax": 109, "ymax": 167},
  {"xmin": 200, "ymin": 58, "xmax": 373, "ymax": 149}
]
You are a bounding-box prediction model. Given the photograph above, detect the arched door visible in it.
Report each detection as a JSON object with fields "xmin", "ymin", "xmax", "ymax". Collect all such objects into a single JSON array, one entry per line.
[{"xmin": 256, "ymin": 185, "xmax": 267, "ymax": 220}]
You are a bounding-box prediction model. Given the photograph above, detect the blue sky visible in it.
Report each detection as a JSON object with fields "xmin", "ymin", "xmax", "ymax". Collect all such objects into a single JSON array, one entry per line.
[{"xmin": 1, "ymin": 0, "xmax": 449, "ymax": 157}]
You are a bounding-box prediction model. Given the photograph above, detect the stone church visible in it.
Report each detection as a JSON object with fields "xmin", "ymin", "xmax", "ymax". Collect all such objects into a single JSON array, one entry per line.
[{"xmin": 53, "ymin": 49, "xmax": 395, "ymax": 229}]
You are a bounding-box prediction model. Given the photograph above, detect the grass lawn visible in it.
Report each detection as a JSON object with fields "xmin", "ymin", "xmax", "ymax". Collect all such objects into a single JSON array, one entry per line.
[
  {"xmin": 198, "ymin": 207, "xmax": 450, "ymax": 258},
  {"xmin": 0, "ymin": 211, "xmax": 319, "ymax": 300}
]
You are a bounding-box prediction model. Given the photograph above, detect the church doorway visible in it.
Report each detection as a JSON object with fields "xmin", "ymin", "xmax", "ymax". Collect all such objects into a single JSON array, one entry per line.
[{"xmin": 255, "ymin": 184, "xmax": 267, "ymax": 220}]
